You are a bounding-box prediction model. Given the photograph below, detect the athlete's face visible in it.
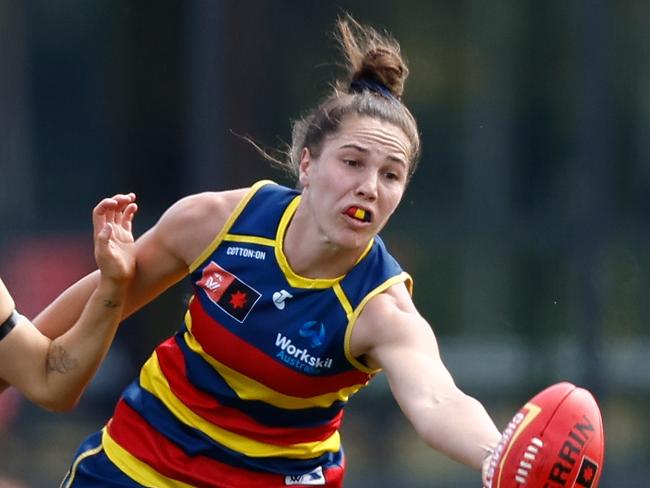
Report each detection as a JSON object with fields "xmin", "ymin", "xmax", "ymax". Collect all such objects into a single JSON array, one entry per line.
[{"xmin": 299, "ymin": 114, "xmax": 411, "ymax": 249}]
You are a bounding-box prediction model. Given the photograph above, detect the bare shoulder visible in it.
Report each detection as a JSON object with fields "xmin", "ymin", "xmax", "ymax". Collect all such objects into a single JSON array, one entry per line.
[
  {"xmin": 350, "ymin": 282, "xmax": 437, "ymax": 367},
  {"xmin": 153, "ymin": 187, "xmax": 250, "ymax": 267}
]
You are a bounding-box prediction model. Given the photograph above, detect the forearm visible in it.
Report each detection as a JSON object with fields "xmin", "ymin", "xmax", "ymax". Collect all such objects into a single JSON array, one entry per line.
[
  {"xmin": 38, "ymin": 276, "xmax": 127, "ymax": 410},
  {"xmin": 412, "ymin": 391, "xmax": 500, "ymax": 470},
  {"xmin": 33, "ymin": 271, "xmax": 100, "ymax": 339}
]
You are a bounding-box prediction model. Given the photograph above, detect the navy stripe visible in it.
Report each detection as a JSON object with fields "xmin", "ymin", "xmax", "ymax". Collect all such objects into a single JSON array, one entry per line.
[
  {"xmin": 189, "ymin": 285, "xmax": 354, "ymax": 376},
  {"xmin": 63, "ymin": 431, "xmax": 142, "ymax": 487},
  {"xmin": 340, "ymin": 236, "xmax": 404, "ymax": 306},
  {"xmin": 175, "ymin": 332, "xmax": 346, "ymax": 428},
  {"xmin": 121, "ymin": 381, "xmax": 338, "ymax": 475}
]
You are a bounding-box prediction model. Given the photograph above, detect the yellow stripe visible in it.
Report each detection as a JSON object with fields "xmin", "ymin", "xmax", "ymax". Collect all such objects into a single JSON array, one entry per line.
[
  {"xmin": 189, "ymin": 180, "xmax": 276, "ymax": 272},
  {"xmin": 139, "ymin": 351, "xmax": 340, "ymax": 458},
  {"xmin": 333, "ymin": 283, "xmax": 353, "ymax": 317},
  {"xmin": 343, "ymin": 272, "xmax": 413, "ymax": 373},
  {"xmin": 274, "ymin": 196, "xmax": 375, "ymax": 289},
  {"xmin": 496, "ymin": 402, "xmax": 542, "ymax": 487},
  {"xmin": 274, "ymin": 196, "xmax": 343, "ymax": 288},
  {"xmin": 60, "ymin": 440, "xmax": 104, "ymax": 488},
  {"xmin": 102, "ymin": 428, "xmax": 196, "ymax": 488},
  {"xmin": 223, "ymin": 233, "xmax": 276, "ymax": 247},
  {"xmin": 182, "ymin": 328, "xmax": 365, "ymax": 409},
  {"xmin": 355, "ymin": 237, "xmax": 375, "ymax": 265}
]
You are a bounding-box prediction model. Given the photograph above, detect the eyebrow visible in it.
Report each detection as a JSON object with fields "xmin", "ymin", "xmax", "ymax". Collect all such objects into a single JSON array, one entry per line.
[{"xmin": 339, "ymin": 143, "xmax": 407, "ymax": 166}]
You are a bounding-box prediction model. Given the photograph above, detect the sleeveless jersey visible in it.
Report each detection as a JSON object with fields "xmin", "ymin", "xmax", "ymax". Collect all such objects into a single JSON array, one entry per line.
[{"xmin": 99, "ymin": 180, "xmax": 412, "ymax": 487}]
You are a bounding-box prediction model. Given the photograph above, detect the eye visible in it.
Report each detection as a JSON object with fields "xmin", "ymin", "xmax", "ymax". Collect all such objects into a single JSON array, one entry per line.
[
  {"xmin": 383, "ymin": 170, "xmax": 404, "ymax": 182},
  {"xmin": 343, "ymin": 159, "xmax": 359, "ymax": 167}
]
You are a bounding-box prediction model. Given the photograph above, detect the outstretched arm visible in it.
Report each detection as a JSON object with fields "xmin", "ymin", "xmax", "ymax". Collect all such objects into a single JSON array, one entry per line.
[
  {"xmin": 31, "ymin": 189, "xmax": 247, "ymax": 341},
  {"xmin": 351, "ymin": 284, "xmax": 501, "ymax": 473},
  {"xmin": 0, "ymin": 195, "xmax": 137, "ymax": 411}
]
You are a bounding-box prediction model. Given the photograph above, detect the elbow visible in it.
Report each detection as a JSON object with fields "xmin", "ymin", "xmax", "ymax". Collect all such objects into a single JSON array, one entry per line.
[
  {"xmin": 31, "ymin": 391, "xmax": 81, "ymax": 412},
  {"xmin": 46, "ymin": 394, "xmax": 82, "ymax": 412}
]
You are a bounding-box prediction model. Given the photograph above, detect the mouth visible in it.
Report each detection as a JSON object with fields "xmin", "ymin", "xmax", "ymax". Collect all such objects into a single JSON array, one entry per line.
[{"xmin": 344, "ymin": 206, "xmax": 373, "ymax": 223}]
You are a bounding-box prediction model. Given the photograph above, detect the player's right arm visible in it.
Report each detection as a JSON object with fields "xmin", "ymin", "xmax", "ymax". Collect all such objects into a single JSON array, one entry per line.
[{"xmin": 33, "ymin": 188, "xmax": 248, "ymax": 339}]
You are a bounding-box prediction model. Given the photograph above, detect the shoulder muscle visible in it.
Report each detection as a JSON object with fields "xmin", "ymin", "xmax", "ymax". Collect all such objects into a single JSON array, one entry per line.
[
  {"xmin": 120, "ymin": 187, "xmax": 249, "ymax": 317},
  {"xmin": 153, "ymin": 188, "xmax": 248, "ymax": 267},
  {"xmin": 350, "ymin": 283, "xmax": 438, "ymax": 369}
]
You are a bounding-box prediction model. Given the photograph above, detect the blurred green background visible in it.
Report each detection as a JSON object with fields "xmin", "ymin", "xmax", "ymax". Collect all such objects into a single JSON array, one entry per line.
[{"xmin": 1, "ymin": 0, "xmax": 648, "ymax": 486}]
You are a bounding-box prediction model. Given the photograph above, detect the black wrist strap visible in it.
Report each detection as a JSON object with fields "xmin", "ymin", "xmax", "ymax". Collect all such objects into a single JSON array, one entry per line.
[{"xmin": 0, "ymin": 310, "xmax": 19, "ymax": 341}]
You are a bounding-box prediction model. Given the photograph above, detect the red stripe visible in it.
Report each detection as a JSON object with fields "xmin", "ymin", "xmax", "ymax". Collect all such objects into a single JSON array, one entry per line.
[
  {"xmin": 108, "ymin": 401, "xmax": 290, "ymax": 488},
  {"xmin": 155, "ymin": 338, "xmax": 342, "ymax": 445},
  {"xmin": 189, "ymin": 297, "xmax": 371, "ymax": 397}
]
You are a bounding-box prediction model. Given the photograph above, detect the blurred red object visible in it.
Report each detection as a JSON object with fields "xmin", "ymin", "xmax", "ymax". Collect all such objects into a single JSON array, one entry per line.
[
  {"xmin": 0, "ymin": 234, "xmax": 94, "ymax": 429},
  {"xmin": 1, "ymin": 234, "xmax": 93, "ymax": 319}
]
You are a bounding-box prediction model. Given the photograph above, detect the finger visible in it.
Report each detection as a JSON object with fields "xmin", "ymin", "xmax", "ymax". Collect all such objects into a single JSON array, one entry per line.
[
  {"xmin": 104, "ymin": 199, "xmax": 117, "ymax": 226},
  {"xmin": 92, "ymin": 198, "xmax": 117, "ymax": 236},
  {"xmin": 110, "ymin": 192, "xmax": 136, "ymax": 203},
  {"xmin": 120, "ymin": 202, "xmax": 138, "ymax": 233},
  {"xmin": 113, "ymin": 193, "xmax": 136, "ymax": 226}
]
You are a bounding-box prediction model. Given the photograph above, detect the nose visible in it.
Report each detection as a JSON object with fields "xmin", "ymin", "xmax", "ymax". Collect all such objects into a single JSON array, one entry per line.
[{"xmin": 355, "ymin": 170, "xmax": 378, "ymax": 201}]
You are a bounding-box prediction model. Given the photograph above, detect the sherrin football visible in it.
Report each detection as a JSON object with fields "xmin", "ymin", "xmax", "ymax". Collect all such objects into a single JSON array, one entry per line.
[{"xmin": 485, "ymin": 382, "xmax": 604, "ymax": 487}]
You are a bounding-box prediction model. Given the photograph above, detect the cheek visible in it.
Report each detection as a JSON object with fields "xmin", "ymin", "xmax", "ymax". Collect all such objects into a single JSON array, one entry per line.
[
  {"xmin": 380, "ymin": 189, "xmax": 404, "ymax": 217},
  {"xmin": 385, "ymin": 185, "xmax": 405, "ymax": 206}
]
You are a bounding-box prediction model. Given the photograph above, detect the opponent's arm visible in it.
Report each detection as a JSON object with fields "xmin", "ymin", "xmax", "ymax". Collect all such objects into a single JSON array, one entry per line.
[
  {"xmin": 0, "ymin": 196, "xmax": 137, "ymax": 410},
  {"xmin": 352, "ymin": 284, "xmax": 501, "ymax": 471},
  {"xmin": 33, "ymin": 189, "xmax": 248, "ymax": 337}
]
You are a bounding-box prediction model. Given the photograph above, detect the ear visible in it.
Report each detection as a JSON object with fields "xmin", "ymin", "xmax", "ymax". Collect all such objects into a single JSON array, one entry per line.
[{"xmin": 298, "ymin": 147, "xmax": 312, "ymax": 188}]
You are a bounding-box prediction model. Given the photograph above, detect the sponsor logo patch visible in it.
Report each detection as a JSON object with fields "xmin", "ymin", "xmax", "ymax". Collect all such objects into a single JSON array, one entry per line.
[
  {"xmin": 197, "ymin": 261, "xmax": 261, "ymax": 323},
  {"xmin": 285, "ymin": 466, "xmax": 325, "ymax": 486},
  {"xmin": 299, "ymin": 320, "xmax": 326, "ymax": 347},
  {"xmin": 226, "ymin": 245, "xmax": 267, "ymax": 260},
  {"xmin": 274, "ymin": 321, "xmax": 333, "ymax": 373},
  {"xmin": 272, "ymin": 289, "xmax": 293, "ymax": 310}
]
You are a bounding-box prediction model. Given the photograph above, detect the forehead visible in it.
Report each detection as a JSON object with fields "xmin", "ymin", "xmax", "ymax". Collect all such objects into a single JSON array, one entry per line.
[{"xmin": 327, "ymin": 115, "xmax": 411, "ymax": 163}]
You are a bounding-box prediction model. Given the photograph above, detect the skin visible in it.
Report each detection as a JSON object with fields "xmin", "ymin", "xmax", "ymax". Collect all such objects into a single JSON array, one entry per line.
[
  {"xmin": 0, "ymin": 195, "xmax": 137, "ymax": 411},
  {"xmin": 30, "ymin": 115, "xmax": 499, "ymax": 481}
]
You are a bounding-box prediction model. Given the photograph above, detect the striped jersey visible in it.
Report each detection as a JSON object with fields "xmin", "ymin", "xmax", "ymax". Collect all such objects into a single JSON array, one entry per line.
[{"xmin": 102, "ymin": 180, "xmax": 412, "ymax": 487}]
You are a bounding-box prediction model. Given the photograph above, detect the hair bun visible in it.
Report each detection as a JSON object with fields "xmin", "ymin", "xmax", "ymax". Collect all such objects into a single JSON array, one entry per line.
[
  {"xmin": 355, "ymin": 48, "xmax": 408, "ymax": 99},
  {"xmin": 337, "ymin": 16, "xmax": 410, "ymax": 100}
]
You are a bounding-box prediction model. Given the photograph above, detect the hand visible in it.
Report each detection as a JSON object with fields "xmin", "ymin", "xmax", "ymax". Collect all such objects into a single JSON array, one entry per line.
[{"xmin": 92, "ymin": 193, "xmax": 138, "ymax": 283}]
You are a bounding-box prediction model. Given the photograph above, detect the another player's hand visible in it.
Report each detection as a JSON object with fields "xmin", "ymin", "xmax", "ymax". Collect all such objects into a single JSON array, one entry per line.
[{"xmin": 92, "ymin": 193, "xmax": 138, "ymax": 283}]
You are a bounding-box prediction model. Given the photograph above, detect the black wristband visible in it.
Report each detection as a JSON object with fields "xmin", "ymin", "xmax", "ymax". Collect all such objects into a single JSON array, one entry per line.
[{"xmin": 0, "ymin": 310, "xmax": 19, "ymax": 341}]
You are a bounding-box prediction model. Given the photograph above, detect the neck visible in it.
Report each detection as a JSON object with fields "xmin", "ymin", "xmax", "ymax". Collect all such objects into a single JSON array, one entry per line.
[{"xmin": 283, "ymin": 202, "xmax": 369, "ymax": 280}]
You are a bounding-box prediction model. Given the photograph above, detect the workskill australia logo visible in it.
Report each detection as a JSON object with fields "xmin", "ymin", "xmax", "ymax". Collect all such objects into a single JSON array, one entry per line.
[
  {"xmin": 275, "ymin": 321, "xmax": 332, "ymax": 373},
  {"xmin": 299, "ymin": 320, "xmax": 326, "ymax": 347},
  {"xmin": 197, "ymin": 261, "xmax": 261, "ymax": 323}
]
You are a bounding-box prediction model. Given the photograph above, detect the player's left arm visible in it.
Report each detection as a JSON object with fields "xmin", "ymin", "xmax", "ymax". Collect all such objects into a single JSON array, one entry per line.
[{"xmin": 351, "ymin": 283, "xmax": 501, "ymax": 471}]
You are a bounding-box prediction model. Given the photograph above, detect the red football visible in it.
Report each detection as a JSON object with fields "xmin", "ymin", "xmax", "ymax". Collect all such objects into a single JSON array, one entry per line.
[{"xmin": 485, "ymin": 382, "xmax": 605, "ymax": 487}]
